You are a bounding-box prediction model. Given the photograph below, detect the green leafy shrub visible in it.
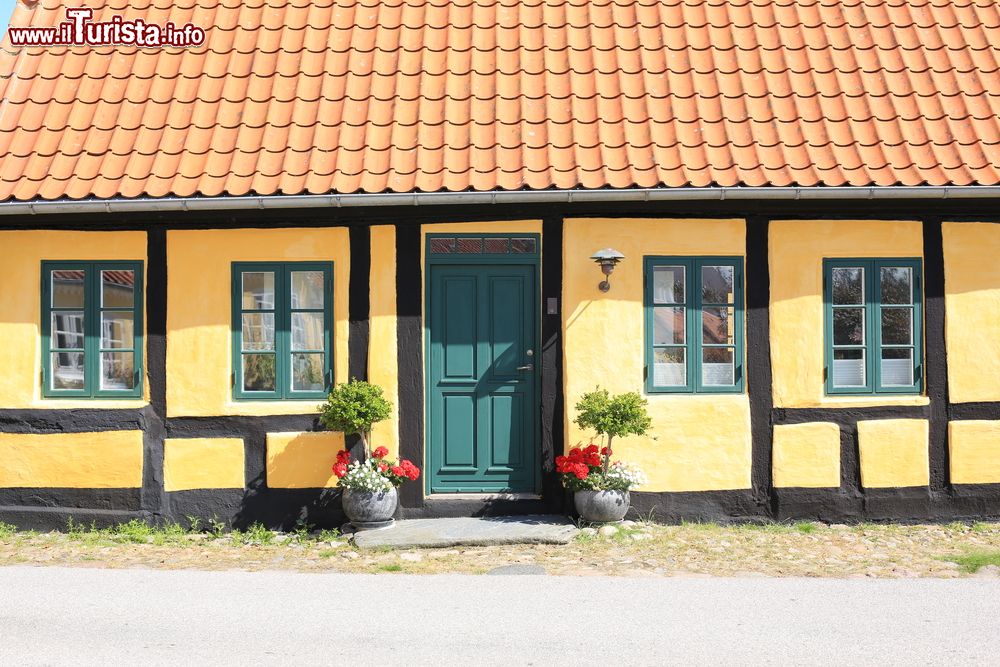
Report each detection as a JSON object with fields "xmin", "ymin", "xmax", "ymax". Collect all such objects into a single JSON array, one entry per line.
[
  {"xmin": 319, "ymin": 379, "xmax": 393, "ymax": 456},
  {"xmin": 574, "ymin": 388, "xmax": 651, "ymax": 449}
]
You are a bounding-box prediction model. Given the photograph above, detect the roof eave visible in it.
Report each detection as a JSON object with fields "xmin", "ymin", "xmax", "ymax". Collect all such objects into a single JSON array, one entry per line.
[{"xmin": 1, "ymin": 185, "xmax": 999, "ymax": 216}]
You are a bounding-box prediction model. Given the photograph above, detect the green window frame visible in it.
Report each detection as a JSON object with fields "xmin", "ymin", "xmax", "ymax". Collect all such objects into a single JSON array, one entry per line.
[
  {"xmin": 41, "ymin": 261, "xmax": 144, "ymax": 399},
  {"xmin": 232, "ymin": 262, "xmax": 333, "ymax": 400},
  {"xmin": 643, "ymin": 256, "xmax": 745, "ymax": 394},
  {"xmin": 823, "ymin": 258, "xmax": 923, "ymax": 395}
]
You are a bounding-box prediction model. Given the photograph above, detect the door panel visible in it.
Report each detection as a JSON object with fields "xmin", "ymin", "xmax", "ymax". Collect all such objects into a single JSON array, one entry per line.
[
  {"xmin": 442, "ymin": 393, "xmax": 477, "ymax": 469},
  {"xmin": 428, "ymin": 264, "xmax": 537, "ymax": 493},
  {"xmin": 442, "ymin": 277, "xmax": 477, "ymax": 380}
]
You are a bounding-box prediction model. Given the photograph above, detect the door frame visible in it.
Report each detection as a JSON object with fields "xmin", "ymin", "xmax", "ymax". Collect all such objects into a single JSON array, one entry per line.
[{"xmin": 423, "ymin": 233, "xmax": 542, "ymax": 495}]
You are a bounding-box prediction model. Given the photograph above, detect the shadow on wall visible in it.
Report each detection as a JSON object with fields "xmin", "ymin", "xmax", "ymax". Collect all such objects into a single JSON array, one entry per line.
[
  {"xmin": 236, "ymin": 427, "xmax": 345, "ymax": 530},
  {"xmin": 168, "ymin": 427, "xmax": 348, "ymax": 531}
]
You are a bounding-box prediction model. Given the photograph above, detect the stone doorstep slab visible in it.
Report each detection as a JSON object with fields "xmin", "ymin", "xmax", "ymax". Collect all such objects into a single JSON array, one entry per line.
[{"xmin": 351, "ymin": 515, "xmax": 578, "ymax": 549}]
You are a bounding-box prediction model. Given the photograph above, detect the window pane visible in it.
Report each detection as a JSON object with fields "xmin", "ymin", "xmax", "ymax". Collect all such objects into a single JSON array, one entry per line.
[
  {"xmin": 51, "ymin": 312, "xmax": 84, "ymax": 349},
  {"xmin": 430, "ymin": 238, "xmax": 454, "ymax": 254},
  {"xmin": 292, "ymin": 312, "xmax": 324, "ymax": 350},
  {"xmin": 880, "ymin": 267, "xmax": 912, "ymax": 305},
  {"xmin": 102, "ymin": 270, "xmax": 135, "ymax": 308},
  {"xmin": 832, "ymin": 267, "xmax": 864, "ymax": 305},
  {"xmin": 510, "ymin": 238, "xmax": 536, "ymax": 254},
  {"xmin": 290, "ymin": 271, "xmax": 324, "ymax": 310},
  {"xmin": 100, "ymin": 352, "xmax": 135, "ymax": 390},
  {"xmin": 702, "ymin": 307, "xmax": 734, "ymax": 345},
  {"xmin": 51, "ymin": 270, "xmax": 85, "ymax": 308},
  {"xmin": 653, "ymin": 348, "xmax": 686, "ymax": 387},
  {"xmin": 291, "ymin": 353, "xmax": 325, "ymax": 392},
  {"xmin": 832, "ymin": 349, "xmax": 866, "ymax": 387},
  {"xmin": 241, "ymin": 313, "xmax": 275, "ymax": 351},
  {"xmin": 881, "ymin": 349, "xmax": 914, "ymax": 386},
  {"xmin": 101, "ymin": 312, "xmax": 134, "ymax": 349},
  {"xmin": 881, "ymin": 308, "xmax": 912, "ymax": 345},
  {"xmin": 51, "ymin": 352, "xmax": 85, "ymax": 390},
  {"xmin": 833, "ymin": 308, "xmax": 865, "ymax": 345},
  {"xmin": 652, "ymin": 266, "xmax": 684, "ymax": 304},
  {"xmin": 702, "ymin": 265, "xmax": 735, "ymax": 304},
  {"xmin": 653, "ymin": 307, "xmax": 685, "ymax": 345},
  {"xmin": 702, "ymin": 347, "xmax": 735, "ymax": 386},
  {"xmin": 242, "ymin": 354, "xmax": 276, "ymax": 391},
  {"xmin": 242, "ymin": 272, "xmax": 275, "ymax": 310},
  {"xmin": 456, "ymin": 238, "xmax": 483, "ymax": 253}
]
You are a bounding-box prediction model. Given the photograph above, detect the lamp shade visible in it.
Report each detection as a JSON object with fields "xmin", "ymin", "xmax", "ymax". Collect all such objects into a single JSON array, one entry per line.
[{"xmin": 589, "ymin": 248, "xmax": 625, "ymax": 262}]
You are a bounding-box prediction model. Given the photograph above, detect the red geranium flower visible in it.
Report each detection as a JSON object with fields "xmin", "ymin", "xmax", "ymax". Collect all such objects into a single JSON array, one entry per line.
[
  {"xmin": 373, "ymin": 446, "xmax": 389, "ymax": 458},
  {"xmin": 335, "ymin": 449, "xmax": 350, "ymax": 464},
  {"xmin": 601, "ymin": 447, "xmax": 612, "ymax": 456},
  {"xmin": 332, "ymin": 462, "xmax": 348, "ymax": 478},
  {"xmin": 378, "ymin": 462, "xmax": 388, "ymax": 472},
  {"xmin": 391, "ymin": 466, "xmax": 404, "ymax": 477}
]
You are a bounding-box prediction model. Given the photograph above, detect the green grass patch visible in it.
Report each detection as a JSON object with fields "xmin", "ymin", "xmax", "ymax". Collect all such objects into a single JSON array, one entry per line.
[
  {"xmin": 795, "ymin": 521, "xmax": 819, "ymax": 534},
  {"xmin": 379, "ymin": 564, "xmax": 403, "ymax": 572},
  {"xmin": 944, "ymin": 550, "xmax": 1000, "ymax": 574},
  {"xmin": 0, "ymin": 522, "xmax": 17, "ymax": 539},
  {"xmin": 315, "ymin": 528, "xmax": 341, "ymax": 542},
  {"xmin": 232, "ymin": 522, "xmax": 275, "ymax": 546}
]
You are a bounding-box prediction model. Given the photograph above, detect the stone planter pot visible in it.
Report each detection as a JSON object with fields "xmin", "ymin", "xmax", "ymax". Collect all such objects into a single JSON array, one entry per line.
[
  {"xmin": 342, "ymin": 487, "xmax": 398, "ymax": 530},
  {"xmin": 574, "ymin": 489, "xmax": 630, "ymax": 523}
]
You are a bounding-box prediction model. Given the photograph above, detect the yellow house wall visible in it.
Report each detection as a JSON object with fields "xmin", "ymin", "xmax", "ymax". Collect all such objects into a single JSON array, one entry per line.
[
  {"xmin": 563, "ymin": 218, "xmax": 751, "ymax": 492},
  {"xmin": 769, "ymin": 220, "xmax": 927, "ymax": 409},
  {"xmin": 0, "ymin": 431, "xmax": 144, "ymax": 488},
  {"xmin": 163, "ymin": 438, "xmax": 245, "ymax": 491},
  {"xmin": 265, "ymin": 431, "xmax": 344, "ymax": 489},
  {"xmin": 948, "ymin": 421, "xmax": 1000, "ymax": 485},
  {"xmin": 772, "ymin": 422, "xmax": 841, "ymax": 488},
  {"xmin": 857, "ymin": 419, "xmax": 930, "ymax": 488},
  {"xmin": 0, "ymin": 231, "xmax": 148, "ymax": 409},
  {"xmin": 166, "ymin": 228, "xmax": 350, "ymax": 417},
  {"xmin": 368, "ymin": 225, "xmax": 400, "ymax": 458},
  {"xmin": 942, "ymin": 222, "xmax": 1000, "ymax": 403}
]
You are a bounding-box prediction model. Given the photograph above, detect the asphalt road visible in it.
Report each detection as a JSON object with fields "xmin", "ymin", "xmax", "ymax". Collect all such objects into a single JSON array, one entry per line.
[{"xmin": 1, "ymin": 567, "xmax": 998, "ymax": 666}]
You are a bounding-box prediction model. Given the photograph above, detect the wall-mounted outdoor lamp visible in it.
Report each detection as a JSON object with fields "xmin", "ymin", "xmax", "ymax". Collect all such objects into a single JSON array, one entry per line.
[{"xmin": 590, "ymin": 248, "xmax": 625, "ymax": 292}]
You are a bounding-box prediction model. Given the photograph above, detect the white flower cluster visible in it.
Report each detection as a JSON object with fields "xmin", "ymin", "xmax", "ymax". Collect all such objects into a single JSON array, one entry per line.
[
  {"xmin": 339, "ymin": 459, "xmax": 393, "ymax": 492},
  {"xmin": 603, "ymin": 461, "xmax": 648, "ymax": 491}
]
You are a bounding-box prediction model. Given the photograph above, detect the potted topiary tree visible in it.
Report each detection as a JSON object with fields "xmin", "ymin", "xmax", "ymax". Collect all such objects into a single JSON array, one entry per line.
[
  {"xmin": 558, "ymin": 388, "xmax": 651, "ymax": 523},
  {"xmin": 319, "ymin": 379, "xmax": 419, "ymax": 530}
]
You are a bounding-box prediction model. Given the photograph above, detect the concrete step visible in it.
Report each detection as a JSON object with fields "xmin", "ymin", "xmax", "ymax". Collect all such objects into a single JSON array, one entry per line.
[{"xmin": 351, "ymin": 515, "xmax": 578, "ymax": 549}]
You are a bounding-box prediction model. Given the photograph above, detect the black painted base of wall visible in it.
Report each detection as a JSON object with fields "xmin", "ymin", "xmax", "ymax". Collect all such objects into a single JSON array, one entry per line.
[
  {"xmin": 630, "ymin": 489, "xmax": 771, "ymax": 523},
  {"xmin": 773, "ymin": 486, "xmax": 1000, "ymax": 523},
  {"xmin": 6, "ymin": 484, "xmax": 1000, "ymax": 531},
  {"xmin": 0, "ymin": 487, "xmax": 141, "ymax": 511},
  {"xmin": 0, "ymin": 505, "xmax": 145, "ymax": 531},
  {"xmin": 164, "ymin": 487, "xmax": 347, "ymax": 530}
]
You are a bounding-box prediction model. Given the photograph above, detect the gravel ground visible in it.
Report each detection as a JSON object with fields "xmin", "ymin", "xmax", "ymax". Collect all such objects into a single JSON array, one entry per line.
[
  {"xmin": 2, "ymin": 567, "xmax": 999, "ymax": 666},
  {"xmin": 2, "ymin": 520, "xmax": 1000, "ymax": 577}
]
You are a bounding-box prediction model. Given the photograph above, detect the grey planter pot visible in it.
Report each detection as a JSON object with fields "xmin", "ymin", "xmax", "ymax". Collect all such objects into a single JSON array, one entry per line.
[
  {"xmin": 342, "ymin": 487, "xmax": 398, "ymax": 530},
  {"xmin": 574, "ymin": 489, "xmax": 630, "ymax": 524}
]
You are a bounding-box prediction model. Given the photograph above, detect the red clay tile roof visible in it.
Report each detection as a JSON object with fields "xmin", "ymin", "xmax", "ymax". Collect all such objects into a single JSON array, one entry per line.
[{"xmin": 1, "ymin": 0, "xmax": 1000, "ymax": 201}]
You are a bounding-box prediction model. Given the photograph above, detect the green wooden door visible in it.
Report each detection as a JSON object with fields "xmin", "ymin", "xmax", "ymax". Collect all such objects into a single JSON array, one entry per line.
[{"xmin": 427, "ymin": 264, "xmax": 538, "ymax": 493}]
